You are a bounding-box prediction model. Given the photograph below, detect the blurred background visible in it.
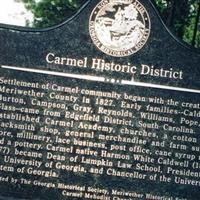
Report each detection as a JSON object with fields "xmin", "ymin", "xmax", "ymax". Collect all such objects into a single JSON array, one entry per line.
[{"xmin": 0, "ymin": 0, "xmax": 199, "ymax": 48}]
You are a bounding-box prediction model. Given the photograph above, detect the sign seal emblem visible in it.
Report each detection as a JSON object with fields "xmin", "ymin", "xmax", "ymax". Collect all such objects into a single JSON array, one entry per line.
[{"xmin": 89, "ymin": 0, "xmax": 151, "ymax": 57}]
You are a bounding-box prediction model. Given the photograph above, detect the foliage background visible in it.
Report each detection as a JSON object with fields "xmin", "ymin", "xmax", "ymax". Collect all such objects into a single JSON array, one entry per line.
[
  {"xmin": 155, "ymin": 0, "xmax": 200, "ymax": 48},
  {"xmin": 17, "ymin": 0, "xmax": 200, "ymax": 48}
]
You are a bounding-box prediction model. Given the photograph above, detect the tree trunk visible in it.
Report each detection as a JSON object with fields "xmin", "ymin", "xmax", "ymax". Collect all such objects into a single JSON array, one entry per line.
[
  {"xmin": 166, "ymin": 0, "xmax": 175, "ymax": 27},
  {"xmin": 192, "ymin": 2, "xmax": 200, "ymax": 47}
]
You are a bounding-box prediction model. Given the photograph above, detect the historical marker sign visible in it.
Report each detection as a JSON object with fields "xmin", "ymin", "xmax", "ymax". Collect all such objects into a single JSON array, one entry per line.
[{"xmin": 0, "ymin": 0, "xmax": 200, "ymax": 199}]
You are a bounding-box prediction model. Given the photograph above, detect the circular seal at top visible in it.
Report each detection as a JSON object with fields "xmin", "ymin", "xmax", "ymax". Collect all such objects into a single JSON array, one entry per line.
[{"xmin": 89, "ymin": 0, "xmax": 151, "ymax": 57}]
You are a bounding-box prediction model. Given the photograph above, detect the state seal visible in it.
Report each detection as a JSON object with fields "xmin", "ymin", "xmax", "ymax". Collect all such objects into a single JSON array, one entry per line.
[{"xmin": 89, "ymin": 0, "xmax": 151, "ymax": 57}]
